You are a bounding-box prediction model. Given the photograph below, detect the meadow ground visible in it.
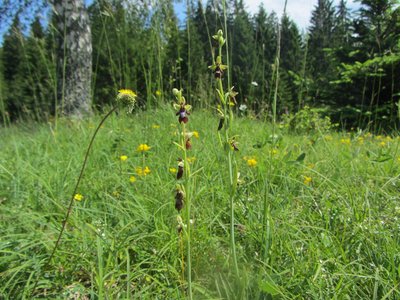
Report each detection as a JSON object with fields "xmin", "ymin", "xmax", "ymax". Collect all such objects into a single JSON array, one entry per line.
[{"xmin": 0, "ymin": 107, "xmax": 399, "ymax": 299}]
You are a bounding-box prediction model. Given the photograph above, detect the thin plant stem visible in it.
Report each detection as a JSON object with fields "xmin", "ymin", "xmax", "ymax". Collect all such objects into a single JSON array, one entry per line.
[
  {"xmin": 222, "ymin": 0, "xmax": 231, "ymax": 88},
  {"xmin": 263, "ymin": 3, "xmax": 284, "ymax": 262},
  {"xmin": 181, "ymin": 121, "xmax": 193, "ymax": 300},
  {"xmin": 215, "ymin": 31, "xmax": 239, "ymax": 276},
  {"xmin": 31, "ymin": 106, "xmax": 118, "ymax": 295}
]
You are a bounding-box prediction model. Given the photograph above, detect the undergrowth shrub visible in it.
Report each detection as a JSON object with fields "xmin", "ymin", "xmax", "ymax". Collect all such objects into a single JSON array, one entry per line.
[{"xmin": 281, "ymin": 105, "xmax": 336, "ymax": 133}]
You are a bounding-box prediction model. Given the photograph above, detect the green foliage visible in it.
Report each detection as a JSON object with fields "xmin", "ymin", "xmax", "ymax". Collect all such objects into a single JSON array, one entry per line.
[
  {"xmin": 282, "ymin": 105, "xmax": 334, "ymax": 133},
  {"xmin": 1, "ymin": 110, "xmax": 400, "ymax": 298}
]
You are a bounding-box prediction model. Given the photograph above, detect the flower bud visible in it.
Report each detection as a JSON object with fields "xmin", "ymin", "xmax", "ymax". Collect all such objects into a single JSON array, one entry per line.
[
  {"xmin": 172, "ymin": 88, "xmax": 180, "ymax": 96},
  {"xmin": 219, "ymin": 36, "xmax": 225, "ymax": 46}
]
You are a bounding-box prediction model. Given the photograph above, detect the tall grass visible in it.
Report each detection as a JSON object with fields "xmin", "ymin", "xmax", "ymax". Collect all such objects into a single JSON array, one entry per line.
[{"xmin": 1, "ymin": 110, "xmax": 400, "ymax": 298}]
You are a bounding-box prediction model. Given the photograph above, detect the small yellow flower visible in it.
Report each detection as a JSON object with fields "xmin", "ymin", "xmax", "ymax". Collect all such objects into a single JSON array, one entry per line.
[
  {"xmin": 118, "ymin": 89, "xmax": 137, "ymax": 97},
  {"xmin": 169, "ymin": 167, "xmax": 177, "ymax": 174},
  {"xmin": 187, "ymin": 157, "xmax": 196, "ymax": 163},
  {"xmin": 155, "ymin": 90, "xmax": 162, "ymax": 97},
  {"xmin": 135, "ymin": 166, "xmax": 151, "ymax": 176},
  {"xmin": 117, "ymin": 89, "xmax": 137, "ymax": 113},
  {"xmin": 271, "ymin": 148, "xmax": 278, "ymax": 155},
  {"xmin": 303, "ymin": 176, "xmax": 312, "ymax": 185},
  {"xmin": 357, "ymin": 137, "xmax": 364, "ymax": 145},
  {"xmin": 192, "ymin": 131, "xmax": 199, "ymax": 139},
  {"xmin": 152, "ymin": 124, "xmax": 160, "ymax": 129},
  {"xmin": 120, "ymin": 155, "xmax": 128, "ymax": 161},
  {"xmin": 247, "ymin": 158, "xmax": 257, "ymax": 167},
  {"xmin": 137, "ymin": 144, "xmax": 151, "ymax": 152},
  {"xmin": 340, "ymin": 138, "xmax": 351, "ymax": 145},
  {"xmin": 135, "ymin": 167, "xmax": 143, "ymax": 176},
  {"xmin": 74, "ymin": 193, "xmax": 84, "ymax": 201},
  {"xmin": 379, "ymin": 141, "xmax": 386, "ymax": 147},
  {"xmin": 144, "ymin": 166, "xmax": 151, "ymax": 175},
  {"xmin": 129, "ymin": 175, "xmax": 137, "ymax": 183}
]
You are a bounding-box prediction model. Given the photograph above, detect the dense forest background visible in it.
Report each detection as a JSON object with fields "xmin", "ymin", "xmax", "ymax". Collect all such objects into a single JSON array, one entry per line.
[{"xmin": 0, "ymin": 0, "xmax": 399, "ymax": 129}]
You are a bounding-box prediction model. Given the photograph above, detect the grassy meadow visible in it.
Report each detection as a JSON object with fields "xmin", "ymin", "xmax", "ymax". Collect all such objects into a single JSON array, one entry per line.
[{"xmin": 1, "ymin": 107, "xmax": 400, "ymax": 299}]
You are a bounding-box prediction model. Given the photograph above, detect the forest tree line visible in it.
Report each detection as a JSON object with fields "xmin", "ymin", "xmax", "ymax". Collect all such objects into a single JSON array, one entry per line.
[{"xmin": 0, "ymin": 0, "xmax": 399, "ymax": 129}]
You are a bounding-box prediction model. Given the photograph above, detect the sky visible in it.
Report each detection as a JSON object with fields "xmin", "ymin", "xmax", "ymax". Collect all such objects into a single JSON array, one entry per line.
[
  {"xmin": 235, "ymin": 0, "xmax": 360, "ymax": 30},
  {"xmin": 175, "ymin": 0, "xmax": 360, "ymax": 31}
]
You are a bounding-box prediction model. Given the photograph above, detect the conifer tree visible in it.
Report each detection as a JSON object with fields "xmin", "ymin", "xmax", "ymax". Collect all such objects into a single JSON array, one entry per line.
[
  {"xmin": 280, "ymin": 14, "xmax": 302, "ymax": 112},
  {"xmin": 2, "ymin": 16, "xmax": 24, "ymax": 120},
  {"xmin": 307, "ymin": 0, "xmax": 336, "ymax": 105},
  {"xmin": 230, "ymin": 0, "xmax": 256, "ymax": 104}
]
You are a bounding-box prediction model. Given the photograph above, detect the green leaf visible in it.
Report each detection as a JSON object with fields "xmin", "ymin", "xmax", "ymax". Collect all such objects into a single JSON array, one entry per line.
[
  {"xmin": 373, "ymin": 155, "xmax": 392, "ymax": 163},
  {"xmin": 258, "ymin": 279, "xmax": 280, "ymax": 296},
  {"xmin": 296, "ymin": 153, "xmax": 306, "ymax": 162}
]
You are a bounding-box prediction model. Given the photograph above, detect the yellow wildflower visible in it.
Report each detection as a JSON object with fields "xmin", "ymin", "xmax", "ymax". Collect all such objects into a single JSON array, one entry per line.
[
  {"xmin": 74, "ymin": 193, "xmax": 84, "ymax": 201},
  {"xmin": 187, "ymin": 157, "xmax": 196, "ymax": 163},
  {"xmin": 143, "ymin": 166, "xmax": 151, "ymax": 175},
  {"xmin": 118, "ymin": 89, "xmax": 137, "ymax": 97},
  {"xmin": 117, "ymin": 89, "xmax": 137, "ymax": 113},
  {"xmin": 152, "ymin": 124, "xmax": 160, "ymax": 129},
  {"xmin": 340, "ymin": 138, "xmax": 351, "ymax": 145},
  {"xmin": 155, "ymin": 90, "xmax": 162, "ymax": 97},
  {"xmin": 137, "ymin": 144, "xmax": 151, "ymax": 152},
  {"xmin": 247, "ymin": 158, "xmax": 257, "ymax": 167},
  {"xmin": 379, "ymin": 141, "xmax": 386, "ymax": 147},
  {"xmin": 303, "ymin": 176, "xmax": 312, "ymax": 185},
  {"xmin": 357, "ymin": 137, "xmax": 364, "ymax": 145},
  {"xmin": 129, "ymin": 175, "xmax": 137, "ymax": 183},
  {"xmin": 271, "ymin": 148, "xmax": 278, "ymax": 155},
  {"xmin": 120, "ymin": 155, "xmax": 128, "ymax": 161},
  {"xmin": 169, "ymin": 167, "xmax": 177, "ymax": 174},
  {"xmin": 135, "ymin": 167, "xmax": 143, "ymax": 176},
  {"xmin": 192, "ymin": 131, "xmax": 199, "ymax": 139}
]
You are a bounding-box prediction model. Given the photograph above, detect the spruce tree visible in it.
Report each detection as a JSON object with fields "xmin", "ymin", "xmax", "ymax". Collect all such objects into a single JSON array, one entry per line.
[
  {"xmin": 230, "ymin": 0, "xmax": 256, "ymax": 105},
  {"xmin": 2, "ymin": 16, "xmax": 24, "ymax": 120},
  {"xmin": 307, "ymin": 0, "xmax": 336, "ymax": 105},
  {"xmin": 280, "ymin": 14, "xmax": 302, "ymax": 112}
]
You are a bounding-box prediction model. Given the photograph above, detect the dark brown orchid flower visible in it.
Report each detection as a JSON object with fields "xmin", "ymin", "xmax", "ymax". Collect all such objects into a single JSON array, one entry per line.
[
  {"xmin": 230, "ymin": 137, "xmax": 239, "ymax": 151},
  {"xmin": 177, "ymin": 159, "xmax": 184, "ymax": 180},
  {"xmin": 185, "ymin": 138, "xmax": 192, "ymax": 150},
  {"xmin": 174, "ymin": 103, "xmax": 192, "ymax": 124},
  {"xmin": 231, "ymin": 141, "xmax": 239, "ymax": 151},
  {"xmin": 175, "ymin": 189, "xmax": 184, "ymax": 211},
  {"xmin": 208, "ymin": 56, "xmax": 227, "ymax": 80},
  {"xmin": 218, "ymin": 118, "xmax": 224, "ymax": 131},
  {"xmin": 215, "ymin": 64, "xmax": 223, "ymax": 79}
]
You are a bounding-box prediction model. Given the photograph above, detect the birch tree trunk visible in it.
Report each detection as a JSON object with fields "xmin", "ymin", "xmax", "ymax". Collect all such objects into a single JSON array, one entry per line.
[{"xmin": 52, "ymin": 0, "xmax": 92, "ymax": 117}]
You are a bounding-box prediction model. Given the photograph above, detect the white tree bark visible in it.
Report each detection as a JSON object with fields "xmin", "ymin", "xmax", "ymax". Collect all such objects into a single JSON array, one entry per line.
[{"xmin": 52, "ymin": 0, "xmax": 92, "ymax": 117}]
